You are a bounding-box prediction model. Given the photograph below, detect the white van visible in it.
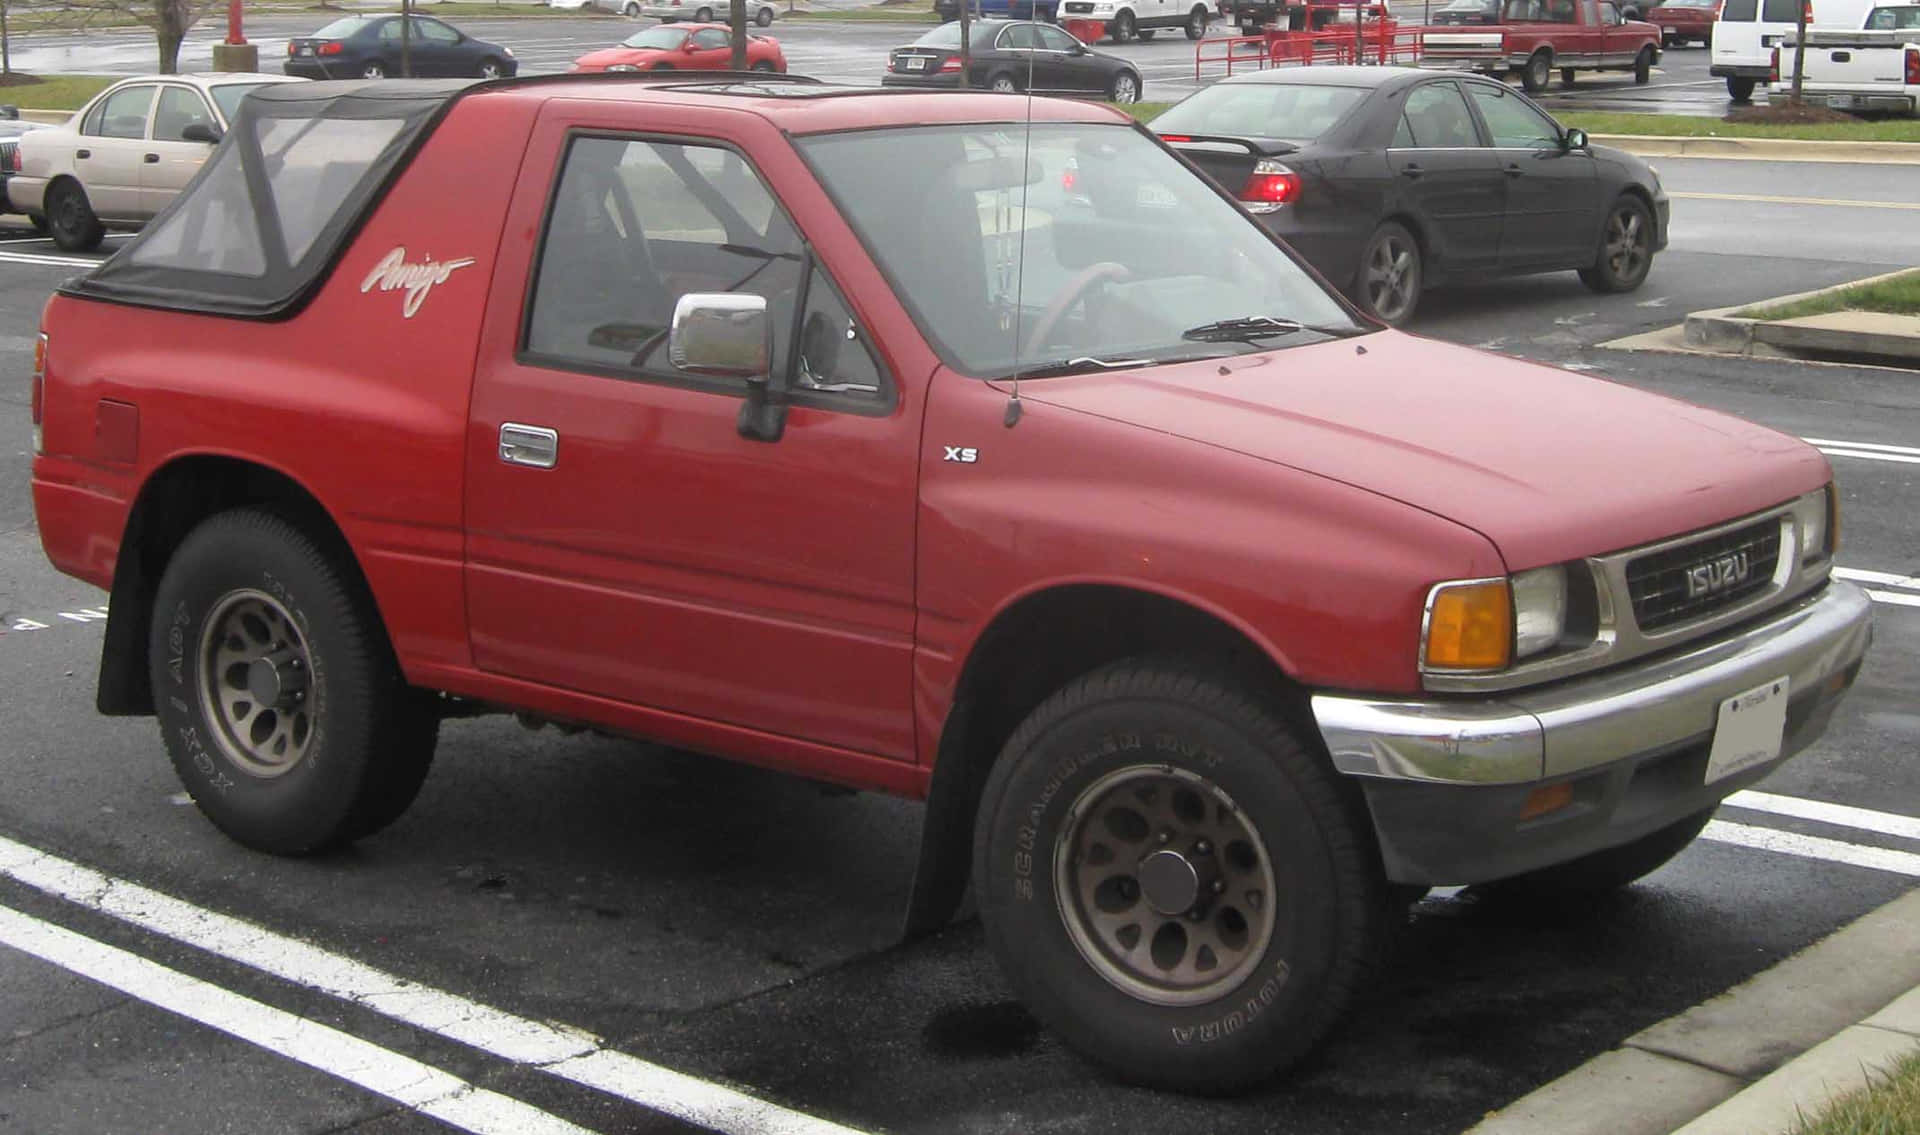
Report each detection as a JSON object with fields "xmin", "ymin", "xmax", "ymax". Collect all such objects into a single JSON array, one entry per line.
[{"xmin": 1711, "ymin": 0, "xmax": 1877, "ymax": 100}]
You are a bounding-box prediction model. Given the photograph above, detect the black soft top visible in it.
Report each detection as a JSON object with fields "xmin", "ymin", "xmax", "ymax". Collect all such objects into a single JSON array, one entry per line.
[{"xmin": 65, "ymin": 79, "xmax": 471, "ymax": 318}]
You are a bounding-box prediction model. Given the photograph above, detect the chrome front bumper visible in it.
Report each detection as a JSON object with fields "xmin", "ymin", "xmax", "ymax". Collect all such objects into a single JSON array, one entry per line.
[
  {"xmin": 1312, "ymin": 583, "xmax": 1872, "ymax": 886},
  {"xmin": 1314, "ymin": 582, "xmax": 1871, "ymax": 786}
]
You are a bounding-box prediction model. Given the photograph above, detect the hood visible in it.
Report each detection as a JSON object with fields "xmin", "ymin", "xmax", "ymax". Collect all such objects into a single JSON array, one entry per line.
[{"xmin": 1020, "ymin": 331, "xmax": 1828, "ymax": 569}]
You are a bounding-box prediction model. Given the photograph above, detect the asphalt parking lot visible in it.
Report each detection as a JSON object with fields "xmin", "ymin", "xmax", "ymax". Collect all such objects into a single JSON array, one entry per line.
[{"xmin": 0, "ymin": 15, "xmax": 1917, "ymax": 1135}]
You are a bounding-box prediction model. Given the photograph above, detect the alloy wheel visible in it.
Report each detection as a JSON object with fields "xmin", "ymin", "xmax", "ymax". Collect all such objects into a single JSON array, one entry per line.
[{"xmin": 1364, "ymin": 230, "xmax": 1418, "ymax": 323}]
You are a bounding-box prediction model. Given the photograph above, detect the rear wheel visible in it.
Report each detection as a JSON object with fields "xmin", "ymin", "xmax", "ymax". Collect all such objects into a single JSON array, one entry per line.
[
  {"xmin": 149, "ymin": 509, "xmax": 439, "ymax": 855},
  {"xmin": 623, "ymin": 0, "xmax": 639, "ymax": 14},
  {"xmin": 361, "ymin": 60, "xmax": 387, "ymax": 79},
  {"xmin": 1109, "ymin": 70, "xmax": 1140, "ymax": 103},
  {"xmin": 756, "ymin": 5, "xmax": 774, "ymax": 24},
  {"xmin": 1355, "ymin": 220, "xmax": 1422, "ymax": 326},
  {"xmin": 45, "ymin": 180, "xmax": 103, "ymax": 253},
  {"xmin": 1579, "ymin": 193, "xmax": 1655, "ymax": 293},
  {"xmin": 989, "ymin": 70, "xmax": 1020, "ymax": 93},
  {"xmin": 1185, "ymin": 5, "xmax": 1207, "ymax": 37},
  {"xmin": 1633, "ymin": 44, "xmax": 1653, "ymax": 83},
  {"xmin": 1521, "ymin": 49, "xmax": 1551, "ymax": 92},
  {"xmin": 1726, "ymin": 76, "xmax": 1756, "ymax": 101},
  {"xmin": 1560, "ymin": 65, "xmax": 1577, "ymax": 86},
  {"xmin": 974, "ymin": 660, "xmax": 1390, "ymax": 1092}
]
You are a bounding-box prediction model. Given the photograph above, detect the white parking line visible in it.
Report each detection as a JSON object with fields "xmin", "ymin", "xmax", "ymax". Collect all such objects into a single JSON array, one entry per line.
[
  {"xmin": 1806, "ymin": 437, "xmax": 1920, "ymax": 466},
  {"xmin": 1725, "ymin": 790, "xmax": 1920, "ymax": 842},
  {"xmin": 1701, "ymin": 820, "xmax": 1920, "ymax": 878},
  {"xmin": 0, "ymin": 249, "xmax": 102, "ymax": 268},
  {"xmin": 1671, "ymin": 191, "xmax": 1920, "ymax": 211},
  {"xmin": 0, "ymin": 904, "xmax": 597, "ymax": 1135},
  {"xmin": 0, "ymin": 834, "xmax": 877, "ymax": 1135}
]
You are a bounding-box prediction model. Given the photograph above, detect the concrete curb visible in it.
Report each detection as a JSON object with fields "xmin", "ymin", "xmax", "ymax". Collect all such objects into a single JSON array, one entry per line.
[
  {"xmin": 1463, "ymin": 886, "xmax": 1920, "ymax": 1135},
  {"xmin": 1593, "ymin": 133, "xmax": 1920, "ymax": 165},
  {"xmin": 1682, "ymin": 267, "xmax": 1920, "ymax": 366}
]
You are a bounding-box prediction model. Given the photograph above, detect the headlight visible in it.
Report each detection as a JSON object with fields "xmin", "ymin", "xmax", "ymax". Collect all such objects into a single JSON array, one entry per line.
[
  {"xmin": 607, "ymin": 63, "xmax": 640, "ymax": 71},
  {"xmin": 1798, "ymin": 485, "xmax": 1836, "ymax": 562},
  {"xmin": 505, "ymin": 47, "xmax": 515, "ymax": 57},
  {"xmin": 1423, "ymin": 566, "xmax": 1568, "ymax": 673}
]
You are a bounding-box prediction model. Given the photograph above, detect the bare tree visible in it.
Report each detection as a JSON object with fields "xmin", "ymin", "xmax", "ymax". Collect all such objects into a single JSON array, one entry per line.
[
  {"xmin": 1788, "ymin": 0, "xmax": 1808, "ymax": 105},
  {"xmin": 66, "ymin": 0, "xmax": 224, "ymax": 74}
]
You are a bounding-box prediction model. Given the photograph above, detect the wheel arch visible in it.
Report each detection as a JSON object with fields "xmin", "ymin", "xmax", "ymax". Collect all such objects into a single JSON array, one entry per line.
[
  {"xmin": 903, "ymin": 582, "xmax": 1321, "ymax": 940},
  {"xmin": 97, "ymin": 453, "xmax": 385, "ymax": 717}
]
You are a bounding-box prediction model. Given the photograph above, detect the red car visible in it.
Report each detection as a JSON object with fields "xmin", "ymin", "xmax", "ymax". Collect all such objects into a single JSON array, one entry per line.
[
  {"xmin": 570, "ymin": 23, "xmax": 786, "ymax": 72},
  {"xmin": 1648, "ymin": 0, "xmax": 1720, "ymax": 45}
]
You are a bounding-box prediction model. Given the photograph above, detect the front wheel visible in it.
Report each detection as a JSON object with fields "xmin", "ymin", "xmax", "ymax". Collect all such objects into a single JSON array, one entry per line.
[
  {"xmin": 1480, "ymin": 808, "xmax": 1715, "ymax": 898},
  {"xmin": 695, "ymin": 4, "xmax": 713, "ymax": 18},
  {"xmin": 749, "ymin": 59, "xmax": 776, "ymax": 72},
  {"xmin": 1726, "ymin": 75, "xmax": 1756, "ymax": 101},
  {"xmin": 148, "ymin": 509, "xmax": 439, "ymax": 855},
  {"xmin": 974, "ymin": 661, "xmax": 1388, "ymax": 1092},
  {"xmin": 1185, "ymin": 5, "xmax": 1207, "ymax": 37},
  {"xmin": 1579, "ymin": 194, "xmax": 1655, "ymax": 293},
  {"xmin": 1355, "ymin": 220, "xmax": 1422, "ymax": 326},
  {"xmin": 45, "ymin": 180, "xmax": 103, "ymax": 253},
  {"xmin": 1111, "ymin": 9, "xmax": 1136, "ymax": 40},
  {"xmin": 476, "ymin": 56, "xmax": 505, "ymax": 78},
  {"xmin": 1633, "ymin": 44, "xmax": 1653, "ymax": 83},
  {"xmin": 1108, "ymin": 70, "xmax": 1140, "ymax": 103},
  {"xmin": 624, "ymin": 1, "xmax": 640, "ymax": 14}
]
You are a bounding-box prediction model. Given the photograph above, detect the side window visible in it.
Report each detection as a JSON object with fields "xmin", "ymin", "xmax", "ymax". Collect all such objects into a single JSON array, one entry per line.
[
  {"xmin": 380, "ymin": 19, "xmax": 404, "ymax": 41},
  {"xmin": 1037, "ymin": 25, "xmax": 1079, "ymax": 50},
  {"xmin": 417, "ymin": 18, "xmax": 461, "ymax": 42},
  {"xmin": 691, "ymin": 27, "xmax": 729, "ymax": 48},
  {"xmin": 92, "ymin": 85, "xmax": 156, "ymax": 140},
  {"xmin": 1600, "ymin": 2, "xmax": 1623, "ymax": 24},
  {"xmin": 80, "ymin": 98, "xmax": 109, "ymax": 137},
  {"xmin": 153, "ymin": 87, "xmax": 215, "ymax": 143},
  {"xmin": 1467, "ymin": 84, "xmax": 1562, "ymax": 148},
  {"xmin": 1720, "ymin": 0, "xmax": 1756, "ymax": 17},
  {"xmin": 1004, "ymin": 25, "xmax": 1041, "ymax": 48},
  {"xmin": 1401, "ymin": 83, "xmax": 1483, "ymax": 148},
  {"xmin": 794, "ymin": 270, "xmax": 884, "ymax": 398},
  {"xmin": 1760, "ymin": 0, "xmax": 1798, "ymax": 19},
  {"xmin": 1543, "ymin": 0, "xmax": 1577, "ymax": 21},
  {"xmin": 526, "ymin": 137, "xmax": 820, "ymax": 391},
  {"xmin": 1391, "ymin": 112, "xmax": 1416, "ymax": 148}
]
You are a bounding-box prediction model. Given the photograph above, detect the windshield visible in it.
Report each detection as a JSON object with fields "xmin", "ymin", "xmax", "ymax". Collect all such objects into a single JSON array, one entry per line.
[
  {"xmin": 1152, "ymin": 83, "xmax": 1370, "ymax": 142},
  {"xmin": 209, "ymin": 83, "xmax": 278, "ymax": 123},
  {"xmin": 622, "ymin": 26, "xmax": 688, "ymax": 48},
  {"xmin": 798, "ymin": 123, "xmax": 1359, "ymax": 379},
  {"xmin": 311, "ymin": 16, "xmax": 369, "ymax": 37}
]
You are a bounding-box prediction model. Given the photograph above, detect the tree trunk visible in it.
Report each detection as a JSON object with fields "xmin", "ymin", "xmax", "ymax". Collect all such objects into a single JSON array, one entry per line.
[
  {"xmin": 157, "ymin": 0, "xmax": 191, "ymax": 74},
  {"xmin": 158, "ymin": 27, "xmax": 185, "ymax": 73},
  {"xmin": 730, "ymin": 0, "xmax": 746, "ymax": 70},
  {"xmin": 1789, "ymin": 0, "xmax": 1808, "ymax": 105}
]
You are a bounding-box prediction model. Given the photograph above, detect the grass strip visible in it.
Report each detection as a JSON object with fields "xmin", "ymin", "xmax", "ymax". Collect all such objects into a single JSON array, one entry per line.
[
  {"xmin": 0, "ymin": 74, "xmax": 120, "ymax": 112},
  {"xmin": 1736, "ymin": 268, "xmax": 1920, "ymax": 320},
  {"xmin": 1558, "ymin": 111, "xmax": 1920, "ymax": 143},
  {"xmin": 1788, "ymin": 1050, "xmax": 1920, "ymax": 1135}
]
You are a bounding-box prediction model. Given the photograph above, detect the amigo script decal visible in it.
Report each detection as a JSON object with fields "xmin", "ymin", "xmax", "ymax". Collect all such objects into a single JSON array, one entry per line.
[{"xmin": 359, "ymin": 247, "xmax": 477, "ymax": 318}]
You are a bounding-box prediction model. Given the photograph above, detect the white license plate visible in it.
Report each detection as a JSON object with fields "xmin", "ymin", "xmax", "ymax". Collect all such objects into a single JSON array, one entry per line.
[
  {"xmin": 1826, "ymin": 94, "xmax": 1861, "ymax": 108},
  {"xmin": 297, "ymin": 45, "xmax": 313, "ymax": 55},
  {"xmin": 1705, "ymin": 676, "xmax": 1789, "ymax": 784},
  {"xmin": 1135, "ymin": 183, "xmax": 1179, "ymax": 208},
  {"xmin": 905, "ymin": 56, "xmax": 927, "ymax": 70}
]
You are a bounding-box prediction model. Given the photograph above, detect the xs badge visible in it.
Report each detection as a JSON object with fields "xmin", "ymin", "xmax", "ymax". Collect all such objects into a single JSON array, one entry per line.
[{"xmin": 943, "ymin": 446, "xmax": 979, "ymax": 464}]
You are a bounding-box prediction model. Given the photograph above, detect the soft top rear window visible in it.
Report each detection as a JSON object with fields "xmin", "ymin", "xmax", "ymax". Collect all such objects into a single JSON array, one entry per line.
[{"xmin": 66, "ymin": 79, "xmax": 468, "ymax": 318}]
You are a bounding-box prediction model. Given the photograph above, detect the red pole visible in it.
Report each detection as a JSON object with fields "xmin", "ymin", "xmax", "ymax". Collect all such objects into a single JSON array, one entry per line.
[{"xmin": 227, "ymin": 0, "xmax": 245, "ymax": 45}]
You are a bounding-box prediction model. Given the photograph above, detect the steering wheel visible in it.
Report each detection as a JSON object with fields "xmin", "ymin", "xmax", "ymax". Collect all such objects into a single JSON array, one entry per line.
[{"xmin": 1023, "ymin": 261, "xmax": 1131, "ymax": 358}]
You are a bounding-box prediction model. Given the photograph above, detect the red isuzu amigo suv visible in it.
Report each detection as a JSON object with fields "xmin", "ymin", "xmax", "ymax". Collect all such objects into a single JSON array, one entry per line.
[{"xmin": 30, "ymin": 76, "xmax": 1871, "ymax": 1092}]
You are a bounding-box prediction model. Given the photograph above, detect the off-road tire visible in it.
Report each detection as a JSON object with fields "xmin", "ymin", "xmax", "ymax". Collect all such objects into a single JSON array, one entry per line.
[
  {"xmin": 149, "ymin": 509, "xmax": 438, "ymax": 855},
  {"xmin": 1480, "ymin": 808, "xmax": 1716, "ymax": 897},
  {"xmin": 45, "ymin": 180, "xmax": 102, "ymax": 253},
  {"xmin": 1578, "ymin": 193, "xmax": 1655, "ymax": 293},
  {"xmin": 973, "ymin": 660, "xmax": 1389, "ymax": 1093},
  {"xmin": 1521, "ymin": 49, "xmax": 1551, "ymax": 92}
]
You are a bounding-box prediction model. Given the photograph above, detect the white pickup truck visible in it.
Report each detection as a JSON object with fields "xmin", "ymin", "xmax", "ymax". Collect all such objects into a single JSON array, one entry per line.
[{"xmin": 1772, "ymin": 2, "xmax": 1920, "ymax": 114}]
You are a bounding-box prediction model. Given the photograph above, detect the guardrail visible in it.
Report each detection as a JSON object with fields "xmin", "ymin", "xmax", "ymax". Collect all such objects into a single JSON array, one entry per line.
[{"xmin": 1194, "ymin": 22, "xmax": 1434, "ymax": 79}]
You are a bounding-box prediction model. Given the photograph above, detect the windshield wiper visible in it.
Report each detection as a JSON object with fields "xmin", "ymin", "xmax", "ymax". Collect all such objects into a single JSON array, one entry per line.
[
  {"xmin": 1013, "ymin": 355, "xmax": 1155, "ymax": 379},
  {"xmin": 1180, "ymin": 316, "xmax": 1370, "ymax": 343}
]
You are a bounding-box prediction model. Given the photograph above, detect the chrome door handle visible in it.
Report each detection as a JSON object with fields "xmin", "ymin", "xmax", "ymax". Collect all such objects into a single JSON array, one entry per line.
[{"xmin": 498, "ymin": 423, "xmax": 558, "ymax": 469}]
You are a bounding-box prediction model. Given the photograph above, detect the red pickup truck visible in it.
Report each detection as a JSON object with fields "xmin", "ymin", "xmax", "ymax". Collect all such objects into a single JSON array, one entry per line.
[
  {"xmin": 31, "ymin": 76, "xmax": 1869, "ymax": 1092},
  {"xmin": 1422, "ymin": 0, "xmax": 1664, "ymax": 90}
]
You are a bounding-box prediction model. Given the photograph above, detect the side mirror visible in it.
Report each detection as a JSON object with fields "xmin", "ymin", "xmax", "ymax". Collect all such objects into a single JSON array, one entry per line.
[
  {"xmin": 181, "ymin": 122, "xmax": 223, "ymax": 145},
  {"xmin": 683, "ymin": 40, "xmax": 700, "ymax": 52},
  {"xmin": 1562, "ymin": 127, "xmax": 1588, "ymax": 150},
  {"xmin": 669, "ymin": 293, "xmax": 784, "ymax": 442}
]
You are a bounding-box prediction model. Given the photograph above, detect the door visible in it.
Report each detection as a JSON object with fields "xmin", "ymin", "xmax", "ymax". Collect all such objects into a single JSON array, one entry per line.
[
  {"xmin": 685, "ymin": 26, "xmax": 733, "ymax": 67},
  {"xmin": 1593, "ymin": 0, "xmax": 1637, "ymax": 64},
  {"xmin": 1464, "ymin": 81, "xmax": 1598, "ymax": 268},
  {"xmin": 1037, "ymin": 24, "xmax": 1097, "ymax": 91},
  {"xmin": 74, "ymin": 83, "xmax": 155, "ymax": 220},
  {"xmin": 142, "ymin": 85, "xmax": 218, "ymax": 214},
  {"xmin": 1385, "ymin": 81, "xmax": 1505, "ymax": 276},
  {"xmin": 465, "ymin": 127, "xmax": 921, "ymax": 760}
]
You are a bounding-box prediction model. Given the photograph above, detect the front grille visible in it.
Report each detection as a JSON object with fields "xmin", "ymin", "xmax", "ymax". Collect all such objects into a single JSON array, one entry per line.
[
  {"xmin": 1064, "ymin": 2, "xmax": 1094, "ymax": 11},
  {"xmin": 1625, "ymin": 519, "xmax": 1780, "ymax": 632}
]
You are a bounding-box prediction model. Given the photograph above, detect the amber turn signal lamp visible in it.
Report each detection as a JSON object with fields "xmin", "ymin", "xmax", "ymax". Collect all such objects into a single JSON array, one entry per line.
[
  {"xmin": 1424, "ymin": 579, "xmax": 1513, "ymax": 670},
  {"xmin": 1519, "ymin": 782, "xmax": 1574, "ymax": 821}
]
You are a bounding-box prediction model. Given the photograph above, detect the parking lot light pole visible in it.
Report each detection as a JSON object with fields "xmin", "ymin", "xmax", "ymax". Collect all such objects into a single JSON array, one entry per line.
[{"xmin": 211, "ymin": 0, "xmax": 260, "ymax": 72}]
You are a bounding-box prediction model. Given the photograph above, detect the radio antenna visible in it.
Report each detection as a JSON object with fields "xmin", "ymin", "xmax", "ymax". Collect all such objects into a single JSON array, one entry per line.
[{"xmin": 1004, "ymin": 13, "xmax": 1041, "ymax": 430}]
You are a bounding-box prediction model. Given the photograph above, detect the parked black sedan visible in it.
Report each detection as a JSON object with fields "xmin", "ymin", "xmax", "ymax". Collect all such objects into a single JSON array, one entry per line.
[
  {"xmin": 883, "ymin": 20, "xmax": 1142, "ymax": 102},
  {"xmin": 285, "ymin": 15, "xmax": 518, "ymax": 80},
  {"xmin": 1150, "ymin": 67, "xmax": 1668, "ymax": 324}
]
